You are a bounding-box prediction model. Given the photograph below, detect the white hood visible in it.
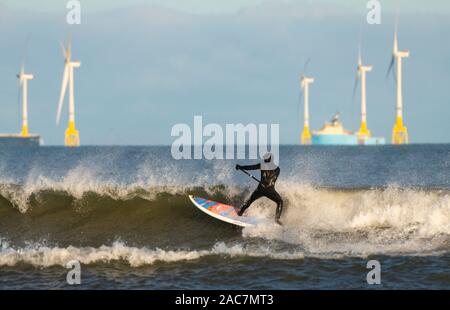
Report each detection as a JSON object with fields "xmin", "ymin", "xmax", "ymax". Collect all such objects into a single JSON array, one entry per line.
[{"xmin": 260, "ymin": 152, "xmax": 278, "ymax": 171}]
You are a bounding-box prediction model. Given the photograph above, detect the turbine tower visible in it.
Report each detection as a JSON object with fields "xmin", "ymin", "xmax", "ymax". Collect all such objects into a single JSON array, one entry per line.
[
  {"xmin": 388, "ymin": 26, "xmax": 409, "ymax": 144},
  {"xmin": 17, "ymin": 65, "xmax": 34, "ymax": 137},
  {"xmin": 57, "ymin": 37, "xmax": 81, "ymax": 147},
  {"xmin": 300, "ymin": 76, "xmax": 314, "ymax": 145},
  {"xmin": 353, "ymin": 48, "xmax": 373, "ymax": 138}
]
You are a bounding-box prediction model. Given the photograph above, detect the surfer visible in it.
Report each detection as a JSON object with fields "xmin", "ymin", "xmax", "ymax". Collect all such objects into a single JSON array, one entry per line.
[{"xmin": 236, "ymin": 152, "xmax": 283, "ymax": 225}]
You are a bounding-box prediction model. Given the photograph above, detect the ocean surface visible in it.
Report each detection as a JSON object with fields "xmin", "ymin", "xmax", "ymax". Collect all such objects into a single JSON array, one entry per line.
[{"xmin": 0, "ymin": 145, "xmax": 449, "ymax": 289}]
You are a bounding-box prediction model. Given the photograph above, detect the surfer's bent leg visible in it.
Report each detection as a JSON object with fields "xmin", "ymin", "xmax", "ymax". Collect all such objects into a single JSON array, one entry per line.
[
  {"xmin": 265, "ymin": 188, "xmax": 283, "ymax": 221},
  {"xmin": 238, "ymin": 187, "xmax": 264, "ymax": 216}
]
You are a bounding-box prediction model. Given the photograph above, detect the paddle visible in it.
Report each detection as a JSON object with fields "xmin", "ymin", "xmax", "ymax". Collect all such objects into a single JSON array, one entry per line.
[{"xmin": 237, "ymin": 166, "xmax": 265, "ymax": 188}]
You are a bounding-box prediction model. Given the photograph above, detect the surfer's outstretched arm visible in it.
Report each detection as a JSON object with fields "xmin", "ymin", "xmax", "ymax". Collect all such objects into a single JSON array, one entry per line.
[{"xmin": 236, "ymin": 163, "xmax": 261, "ymax": 171}]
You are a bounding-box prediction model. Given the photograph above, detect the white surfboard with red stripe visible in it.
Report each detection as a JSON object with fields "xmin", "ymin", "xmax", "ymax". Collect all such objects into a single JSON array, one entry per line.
[{"xmin": 189, "ymin": 195, "xmax": 260, "ymax": 227}]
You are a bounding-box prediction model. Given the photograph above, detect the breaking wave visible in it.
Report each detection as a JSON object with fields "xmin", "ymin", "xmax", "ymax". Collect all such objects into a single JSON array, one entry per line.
[
  {"xmin": 0, "ymin": 240, "xmax": 312, "ymax": 268},
  {"xmin": 240, "ymin": 183, "xmax": 450, "ymax": 257},
  {"xmin": 0, "ymin": 180, "xmax": 449, "ymax": 266},
  {"xmin": 0, "ymin": 144, "xmax": 449, "ymax": 267}
]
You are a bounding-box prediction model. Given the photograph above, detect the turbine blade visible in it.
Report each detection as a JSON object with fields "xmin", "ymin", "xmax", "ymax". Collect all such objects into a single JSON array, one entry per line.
[
  {"xmin": 393, "ymin": 24, "xmax": 398, "ymax": 54},
  {"xmin": 386, "ymin": 56, "xmax": 395, "ymax": 79},
  {"xmin": 67, "ymin": 34, "xmax": 72, "ymax": 61},
  {"xmin": 56, "ymin": 65, "xmax": 69, "ymax": 125},
  {"xmin": 352, "ymin": 73, "xmax": 359, "ymax": 103},
  {"xmin": 394, "ymin": 33, "xmax": 398, "ymax": 53},
  {"xmin": 358, "ymin": 45, "xmax": 362, "ymax": 66},
  {"xmin": 22, "ymin": 35, "xmax": 31, "ymax": 69},
  {"xmin": 393, "ymin": 63, "xmax": 398, "ymax": 84},
  {"xmin": 17, "ymin": 64, "xmax": 25, "ymax": 86},
  {"xmin": 59, "ymin": 41, "xmax": 67, "ymax": 58},
  {"xmin": 303, "ymin": 58, "xmax": 311, "ymax": 75}
]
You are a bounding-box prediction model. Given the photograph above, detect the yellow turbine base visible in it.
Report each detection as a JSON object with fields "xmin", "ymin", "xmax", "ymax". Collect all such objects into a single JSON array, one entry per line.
[
  {"xmin": 392, "ymin": 117, "xmax": 408, "ymax": 145},
  {"xmin": 65, "ymin": 121, "xmax": 80, "ymax": 147},
  {"xmin": 301, "ymin": 126, "xmax": 312, "ymax": 145},
  {"xmin": 357, "ymin": 122, "xmax": 371, "ymax": 138},
  {"xmin": 20, "ymin": 125, "xmax": 29, "ymax": 137}
]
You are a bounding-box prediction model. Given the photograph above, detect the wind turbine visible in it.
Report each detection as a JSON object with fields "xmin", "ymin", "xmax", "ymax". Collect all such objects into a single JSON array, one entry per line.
[
  {"xmin": 387, "ymin": 24, "xmax": 409, "ymax": 144},
  {"xmin": 300, "ymin": 59, "xmax": 314, "ymax": 145},
  {"xmin": 353, "ymin": 46, "xmax": 373, "ymax": 138},
  {"xmin": 17, "ymin": 64, "xmax": 34, "ymax": 137},
  {"xmin": 57, "ymin": 36, "xmax": 81, "ymax": 147}
]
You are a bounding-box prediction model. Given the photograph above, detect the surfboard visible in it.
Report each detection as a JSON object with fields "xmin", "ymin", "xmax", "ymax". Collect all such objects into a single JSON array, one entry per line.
[{"xmin": 189, "ymin": 195, "xmax": 261, "ymax": 227}]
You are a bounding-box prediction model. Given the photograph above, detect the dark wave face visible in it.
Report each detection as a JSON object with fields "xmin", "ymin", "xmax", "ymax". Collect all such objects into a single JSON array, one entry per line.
[{"xmin": 0, "ymin": 145, "xmax": 449, "ymax": 289}]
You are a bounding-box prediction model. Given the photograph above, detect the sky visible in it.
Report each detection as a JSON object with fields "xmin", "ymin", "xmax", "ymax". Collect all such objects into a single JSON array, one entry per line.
[
  {"xmin": 2, "ymin": 0, "xmax": 450, "ymax": 14},
  {"xmin": 0, "ymin": 0, "xmax": 449, "ymax": 145}
]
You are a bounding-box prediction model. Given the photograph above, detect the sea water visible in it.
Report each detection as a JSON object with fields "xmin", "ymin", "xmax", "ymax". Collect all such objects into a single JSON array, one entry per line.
[{"xmin": 0, "ymin": 145, "xmax": 448, "ymax": 289}]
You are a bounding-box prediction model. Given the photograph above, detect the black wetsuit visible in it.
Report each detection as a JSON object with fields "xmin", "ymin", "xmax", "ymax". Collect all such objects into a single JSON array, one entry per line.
[{"xmin": 238, "ymin": 164, "xmax": 283, "ymax": 221}]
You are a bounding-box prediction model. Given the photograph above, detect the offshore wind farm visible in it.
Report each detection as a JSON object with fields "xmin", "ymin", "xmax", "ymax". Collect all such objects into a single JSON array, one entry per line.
[
  {"xmin": 0, "ymin": 37, "xmax": 81, "ymax": 147},
  {"xmin": 0, "ymin": 1, "xmax": 449, "ymax": 293},
  {"xmin": 300, "ymin": 26, "xmax": 408, "ymax": 146},
  {"xmin": 1, "ymin": 25, "xmax": 412, "ymax": 147},
  {"xmin": 0, "ymin": 2, "xmax": 448, "ymax": 147}
]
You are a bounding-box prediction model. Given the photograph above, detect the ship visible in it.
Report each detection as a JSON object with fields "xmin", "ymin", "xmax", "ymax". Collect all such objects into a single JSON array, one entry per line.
[
  {"xmin": 0, "ymin": 134, "xmax": 40, "ymax": 147},
  {"xmin": 312, "ymin": 113, "xmax": 385, "ymax": 145}
]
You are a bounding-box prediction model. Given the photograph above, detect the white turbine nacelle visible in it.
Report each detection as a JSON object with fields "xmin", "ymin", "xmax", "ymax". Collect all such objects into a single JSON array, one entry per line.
[
  {"xmin": 70, "ymin": 61, "xmax": 81, "ymax": 68},
  {"xmin": 392, "ymin": 29, "xmax": 410, "ymax": 59},
  {"xmin": 19, "ymin": 73, "xmax": 34, "ymax": 80},
  {"xmin": 17, "ymin": 67, "xmax": 34, "ymax": 83},
  {"xmin": 358, "ymin": 65, "xmax": 373, "ymax": 73},
  {"xmin": 395, "ymin": 50, "xmax": 410, "ymax": 58},
  {"xmin": 301, "ymin": 76, "xmax": 314, "ymax": 88}
]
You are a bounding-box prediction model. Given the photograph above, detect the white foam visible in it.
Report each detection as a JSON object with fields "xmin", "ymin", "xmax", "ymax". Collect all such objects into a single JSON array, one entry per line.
[
  {"xmin": 0, "ymin": 240, "xmax": 310, "ymax": 268},
  {"xmin": 242, "ymin": 183, "xmax": 450, "ymax": 255},
  {"xmin": 0, "ymin": 159, "xmax": 245, "ymax": 212},
  {"xmin": 1, "ymin": 168, "xmax": 449, "ymax": 257}
]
